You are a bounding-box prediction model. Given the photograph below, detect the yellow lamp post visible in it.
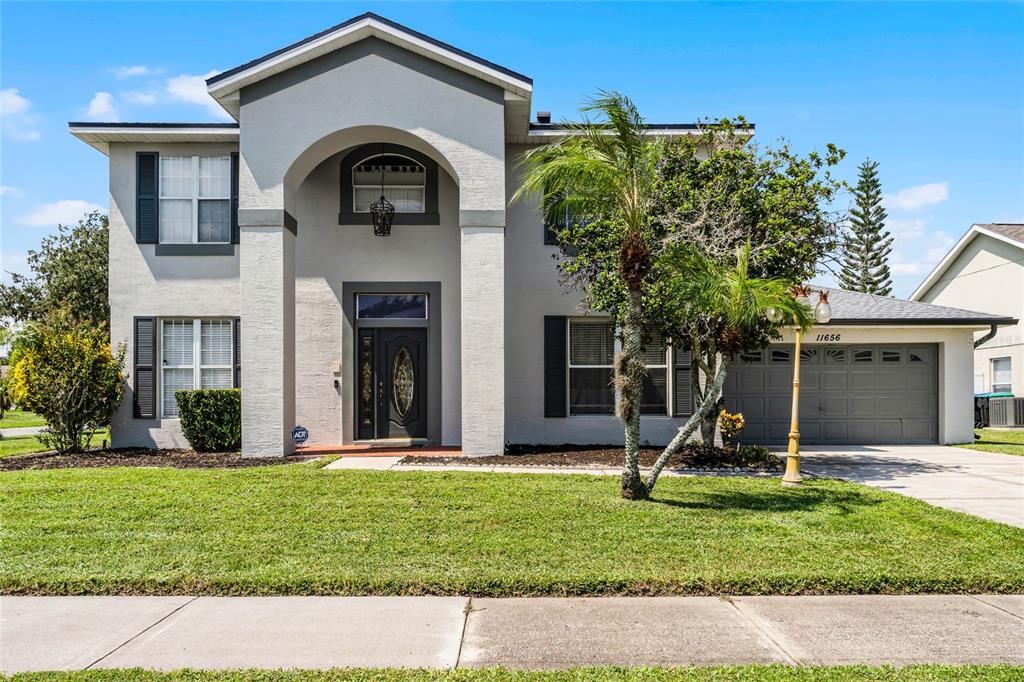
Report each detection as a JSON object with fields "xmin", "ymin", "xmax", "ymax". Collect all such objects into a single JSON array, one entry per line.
[{"xmin": 767, "ymin": 287, "xmax": 832, "ymax": 487}]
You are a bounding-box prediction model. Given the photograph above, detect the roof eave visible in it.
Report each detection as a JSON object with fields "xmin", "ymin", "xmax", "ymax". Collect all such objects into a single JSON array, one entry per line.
[
  {"xmin": 68, "ymin": 122, "xmax": 240, "ymax": 155},
  {"xmin": 820, "ymin": 317, "xmax": 1018, "ymax": 327}
]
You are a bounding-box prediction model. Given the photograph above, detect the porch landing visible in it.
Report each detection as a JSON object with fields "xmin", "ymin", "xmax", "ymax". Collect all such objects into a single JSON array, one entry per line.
[{"xmin": 297, "ymin": 444, "xmax": 462, "ymax": 458}]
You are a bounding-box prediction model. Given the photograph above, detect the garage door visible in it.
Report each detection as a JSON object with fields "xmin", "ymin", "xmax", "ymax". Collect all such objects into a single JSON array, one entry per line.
[{"xmin": 723, "ymin": 344, "xmax": 938, "ymax": 445}]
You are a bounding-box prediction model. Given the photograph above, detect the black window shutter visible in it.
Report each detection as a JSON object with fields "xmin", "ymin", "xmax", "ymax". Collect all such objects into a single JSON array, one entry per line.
[
  {"xmin": 230, "ymin": 152, "xmax": 240, "ymax": 244},
  {"xmin": 233, "ymin": 317, "xmax": 241, "ymax": 388},
  {"xmin": 136, "ymin": 152, "xmax": 159, "ymax": 244},
  {"xmin": 133, "ymin": 317, "xmax": 157, "ymax": 418},
  {"xmin": 543, "ymin": 316, "xmax": 568, "ymax": 418}
]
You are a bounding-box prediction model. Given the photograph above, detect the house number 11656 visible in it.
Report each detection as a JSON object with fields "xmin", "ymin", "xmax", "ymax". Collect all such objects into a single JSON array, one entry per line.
[{"xmin": 815, "ymin": 333, "xmax": 841, "ymax": 342}]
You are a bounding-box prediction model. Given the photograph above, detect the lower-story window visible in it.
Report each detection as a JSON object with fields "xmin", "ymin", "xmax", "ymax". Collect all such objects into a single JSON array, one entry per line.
[
  {"xmin": 161, "ymin": 318, "xmax": 234, "ymax": 417},
  {"xmin": 567, "ymin": 319, "xmax": 690, "ymax": 417},
  {"xmin": 992, "ymin": 357, "xmax": 1012, "ymax": 394}
]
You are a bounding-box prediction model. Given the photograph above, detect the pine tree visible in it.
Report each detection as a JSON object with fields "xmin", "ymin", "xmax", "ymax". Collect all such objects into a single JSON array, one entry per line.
[{"xmin": 839, "ymin": 159, "xmax": 894, "ymax": 296}]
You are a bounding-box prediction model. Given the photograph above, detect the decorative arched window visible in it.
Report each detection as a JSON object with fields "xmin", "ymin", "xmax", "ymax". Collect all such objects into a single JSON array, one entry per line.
[{"xmin": 339, "ymin": 143, "xmax": 439, "ymax": 226}]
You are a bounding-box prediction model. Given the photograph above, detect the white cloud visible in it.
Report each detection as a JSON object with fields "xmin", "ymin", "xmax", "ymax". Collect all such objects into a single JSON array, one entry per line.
[
  {"xmin": 0, "ymin": 185, "xmax": 20, "ymax": 196},
  {"xmin": 884, "ymin": 182, "xmax": 949, "ymax": 211},
  {"xmin": 165, "ymin": 71, "xmax": 230, "ymax": 119},
  {"xmin": 887, "ymin": 217, "xmax": 927, "ymax": 240},
  {"xmin": 891, "ymin": 230, "xmax": 956, "ymax": 276},
  {"xmin": 121, "ymin": 90, "xmax": 158, "ymax": 105},
  {"xmin": 0, "ymin": 88, "xmax": 41, "ymax": 141},
  {"xmin": 16, "ymin": 199, "xmax": 104, "ymax": 227},
  {"xmin": 87, "ymin": 91, "xmax": 119, "ymax": 121},
  {"xmin": 115, "ymin": 65, "xmax": 153, "ymax": 79}
]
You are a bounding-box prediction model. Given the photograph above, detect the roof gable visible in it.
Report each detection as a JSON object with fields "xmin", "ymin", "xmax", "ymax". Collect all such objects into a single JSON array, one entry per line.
[
  {"xmin": 910, "ymin": 223, "xmax": 1024, "ymax": 301},
  {"xmin": 206, "ymin": 13, "xmax": 532, "ymax": 120}
]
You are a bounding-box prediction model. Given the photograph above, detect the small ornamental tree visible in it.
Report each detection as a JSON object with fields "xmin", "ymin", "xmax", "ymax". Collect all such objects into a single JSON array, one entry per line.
[
  {"xmin": 839, "ymin": 159, "xmax": 893, "ymax": 296},
  {"xmin": 8, "ymin": 309, "xmax": 125, "ymax": 453}
]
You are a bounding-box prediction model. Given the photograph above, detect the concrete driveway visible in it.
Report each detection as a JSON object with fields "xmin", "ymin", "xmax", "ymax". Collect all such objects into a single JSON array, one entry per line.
[{"xmin": 797, "ymin": 445, "xmax": 1024, "ymax": 527}]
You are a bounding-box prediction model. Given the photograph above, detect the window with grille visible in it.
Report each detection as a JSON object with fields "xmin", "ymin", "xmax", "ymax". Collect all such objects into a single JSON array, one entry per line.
[
  {"xmin": 159, "ymin": 155, "xmax": 231, "ymax": 244},
  {"xmin": 640, "ymin": 327, "xmax": 668, "ymax": 415},
  {"xmin": 352, "ymin": 154, "xmax": 426, "ymax": 213},
  {"xmin": 992, "ymin": 357, "xmax": 1012, "ymax": 394},
  {"xmin": 161, "ymin": 318, "xmax": 234, "ymax": 417},
  {"xmin": 568, "ymin": 320, "xmax": 615, "ymax": 415}
]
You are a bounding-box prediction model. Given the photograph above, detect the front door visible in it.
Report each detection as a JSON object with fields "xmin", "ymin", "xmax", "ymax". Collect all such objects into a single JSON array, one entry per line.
[{"xmin": 356, "ymin": 328, "xmax": 428, "ymax": 440}]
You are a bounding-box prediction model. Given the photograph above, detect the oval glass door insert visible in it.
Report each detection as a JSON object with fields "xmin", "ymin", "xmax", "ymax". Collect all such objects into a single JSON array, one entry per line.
[{"xmin": 392, "ymin": 345, "xmax": 415, "ymax": 419}]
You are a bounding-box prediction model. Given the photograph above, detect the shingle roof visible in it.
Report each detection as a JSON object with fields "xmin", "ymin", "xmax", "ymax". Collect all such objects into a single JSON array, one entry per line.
[
  {"xmin": 818, "ymin": 287, "xmax": 1016, "ymax": 326},
  {"xmin": 978, "ymin": 223, "xmax": 1024, "ymax": 245}
]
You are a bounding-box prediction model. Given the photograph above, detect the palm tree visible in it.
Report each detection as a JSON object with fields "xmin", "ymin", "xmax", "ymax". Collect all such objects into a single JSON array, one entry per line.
[
  {"xmin": 643, "ymin": 243, "xmax": 813, "ymax": 493},
  {"xmin": 512, "ymin": 91, "xmax": 662, "ymax": 499}
]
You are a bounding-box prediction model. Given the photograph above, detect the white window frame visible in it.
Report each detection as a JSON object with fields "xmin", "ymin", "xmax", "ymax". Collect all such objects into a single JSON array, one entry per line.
[
  {"xmin": 992, "ymin": 357, "xmax": 1012, "ymax": 394},
  {"xmin": 160, "ymin": 318, "xmax": 234, "ymax": 418},
  {"xmin": 351, "ymin": 154, "xmax": 426, "ymax": 215},
  {"xmin": 566, "ymin": 318, "xmax": 675, "ymax": 417},
  {"xmin": 159, "ymin": 155, "xmax": 232, "ymax": 245}
]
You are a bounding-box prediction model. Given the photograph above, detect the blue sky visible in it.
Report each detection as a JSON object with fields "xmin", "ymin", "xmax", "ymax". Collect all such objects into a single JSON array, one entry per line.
[{"xmin": 2, "ymin": 1, "xmax": 1022, "ymax": 298}]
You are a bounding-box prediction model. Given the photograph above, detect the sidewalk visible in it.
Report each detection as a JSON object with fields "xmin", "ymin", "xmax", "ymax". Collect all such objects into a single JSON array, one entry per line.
[
  {"xmin": 3, "ymin": 595, "xmax": 1022, "ymax": 672},
  {"xmin": 0, "ymin": 425, "xmax": 45, "ymax": 438}
]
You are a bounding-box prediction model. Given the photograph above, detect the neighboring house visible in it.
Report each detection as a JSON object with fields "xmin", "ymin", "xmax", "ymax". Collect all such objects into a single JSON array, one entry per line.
[
  {"xmin": 912, "ymin": 224, "xmax": 1024, "ymax": 397},
  {"xmin": 69, "ymin": 13, "xmax": 1012, "ymax": 455}
]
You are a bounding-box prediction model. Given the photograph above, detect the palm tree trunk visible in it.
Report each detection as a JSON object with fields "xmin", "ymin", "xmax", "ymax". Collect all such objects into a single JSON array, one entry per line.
[
  {"xmin": 699, "ymin": 341, "xmax": 720, "ymax": 446},
  {"xmin": 644, "ymin": 357, "xmax": 731, "ymax": 493},
  {"xmin": 619, "ymin": 288, "xmax": 647, "ymax": 500}
]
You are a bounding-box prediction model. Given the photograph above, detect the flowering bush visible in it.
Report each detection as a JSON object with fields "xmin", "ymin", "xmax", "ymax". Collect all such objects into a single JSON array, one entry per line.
[
  {"xmin": 718, "ymin": 409, "xmax": 745, "ymax": 447},
  {"xmin": 8, "ymin": 309, "xmax": 125, "ymax": 453}
]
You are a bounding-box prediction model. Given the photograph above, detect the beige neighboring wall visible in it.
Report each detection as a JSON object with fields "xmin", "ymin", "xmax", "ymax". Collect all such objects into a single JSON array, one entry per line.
[{"xmin": 915, "ymin": 232, "xmax": 1024, "ymax": 395}]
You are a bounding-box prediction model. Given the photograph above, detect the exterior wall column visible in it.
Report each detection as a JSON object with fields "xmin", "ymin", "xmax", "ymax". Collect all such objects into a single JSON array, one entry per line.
[
  {"xmin": 460, "ymin": 209, "xmax": 505, "ymax": 455},
  {"xmin": 239, "ymin": 208, "xmax": 297, "ymax": 457}
]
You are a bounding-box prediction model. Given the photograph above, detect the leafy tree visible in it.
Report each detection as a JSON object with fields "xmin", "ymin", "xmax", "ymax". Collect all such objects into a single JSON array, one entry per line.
[
  {"xmin": 839, "ymin": 159, "xmax": 893, "ymax": 296},
  {"xmin": 0, "ymin": 211, "xmax": 109, "ymax": 325},
  {"xmin": 8, "ymin": 308, "xmax": 125, "ymax": 453},
  {"xmin": 651, "ymin": 122, "xmax": 847, "ymax": 444},
  {"xmin": 513, "ymin": 91, "xmax": 663, "ymax": 499}
]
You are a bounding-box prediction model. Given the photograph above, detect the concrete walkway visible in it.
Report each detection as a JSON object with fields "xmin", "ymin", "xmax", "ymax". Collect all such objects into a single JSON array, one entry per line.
[
  {"xmin": 3, "ymin": 595, "xmax": 1022, "ymax": 672},
  {"xmin": 0, "ymin": 425, "xmax": 45, "ymax": 438},
  {"xmin": 325, "ymin": 445, "xmax": 1024, "ymax": 527},
  {"xmin": 797, "ymin": 445, "xmax": 1024, "ymax": 527}
]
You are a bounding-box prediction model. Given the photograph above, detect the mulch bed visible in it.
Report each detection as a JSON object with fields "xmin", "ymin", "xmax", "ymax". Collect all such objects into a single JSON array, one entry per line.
[
  {"xmin": 402, "ymin": 443, "xmax": 781, "ymax": 470},
  {"xmin": 0, "ymin": 448, "xmax": 300, "ymax": 471}
]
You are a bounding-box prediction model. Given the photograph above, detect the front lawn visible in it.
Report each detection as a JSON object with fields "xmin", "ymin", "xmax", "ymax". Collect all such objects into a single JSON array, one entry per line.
[
  {"xmin": 2, "ymin": 466, "xmax": 1021, "ymax": 596},
  {"xmin": 957, "ymin": 428, "xmax": 1024, "ymax": 456},
  {"xmin": 3, "ymin": 666, "xmax": 1018, "ymax": 681},
  {"xmin": 0, "ymin": 409, "xmax": 47, "ymax": 429},
  {"xmin": 0, "ymin": 429, "xmax": 109, "ymax": 458}
]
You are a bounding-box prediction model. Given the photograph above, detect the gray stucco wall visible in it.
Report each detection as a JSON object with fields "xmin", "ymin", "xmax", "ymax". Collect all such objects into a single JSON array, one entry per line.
[
  {"xmin": 106, "ymin": 142, "xmax": 240, "ymax": 449},
  {"xmin": 291, "ymin": 151, "xmax": 462, "ymax": 446}
]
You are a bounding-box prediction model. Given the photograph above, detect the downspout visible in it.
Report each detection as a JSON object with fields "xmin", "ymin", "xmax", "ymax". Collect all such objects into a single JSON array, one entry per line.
[{"xmin": 974, "ymin": 324, "xmax": 998, "ymax": 349}]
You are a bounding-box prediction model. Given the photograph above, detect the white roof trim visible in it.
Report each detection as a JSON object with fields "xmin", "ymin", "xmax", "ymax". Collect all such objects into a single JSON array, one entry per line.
[
  {"xmin": 206, "ymin": 16, "xmax": 533, "ymax": 105},
  {"xmin": 910, "ymin": 224, "xmax": 1024, "ymax": 301},
  {"xmin": 69, "ymin": 124, "xmax": 239, "ymax": 155}
]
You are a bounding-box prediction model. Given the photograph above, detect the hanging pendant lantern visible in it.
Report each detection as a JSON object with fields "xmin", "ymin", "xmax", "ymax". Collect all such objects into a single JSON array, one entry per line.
[{"xmin": 369, "ymin": 168, "xmax": 394, "ymax": 237}]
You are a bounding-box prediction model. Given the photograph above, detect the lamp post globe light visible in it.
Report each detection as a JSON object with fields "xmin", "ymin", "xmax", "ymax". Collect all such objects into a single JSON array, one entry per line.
[{"xmin": 780, "ymin": 287, "xmax": 831, "ymax": 487}]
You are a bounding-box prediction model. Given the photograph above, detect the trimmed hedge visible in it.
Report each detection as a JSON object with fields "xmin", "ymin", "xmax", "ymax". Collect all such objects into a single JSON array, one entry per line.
[{"xmin": 175, "ymin": 389, "xmax": 241, "ymax": 452}]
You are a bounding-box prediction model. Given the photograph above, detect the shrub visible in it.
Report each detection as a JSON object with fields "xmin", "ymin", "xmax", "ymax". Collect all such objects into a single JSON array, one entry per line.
[
  {"xmin": 8, "ymin": 309, "xmax": 125, "ymax": 453},
  {"xmin": 176, "ymin": 389, "xmax": 241, "ymax": 452}
]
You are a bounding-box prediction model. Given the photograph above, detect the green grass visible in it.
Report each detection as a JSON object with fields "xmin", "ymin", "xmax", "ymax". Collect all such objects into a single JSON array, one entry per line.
[
  {"xmin": 956, "ymin": 428, "xmax": 1024, "ymax": 456},
  {"xmin": 2, "ymin": 466, "xmax": 1022, "ymax": 596},
  {"xmin": 0, "ymin": 429, "xmax": 109, "ymax": 458},
  {"xmin": 0, "ymin": 409, "xmax": 46, "ymax": 429},
  {"xmin": 2, "ymin": 666, "xmax": 1019, "ymax": 682}
]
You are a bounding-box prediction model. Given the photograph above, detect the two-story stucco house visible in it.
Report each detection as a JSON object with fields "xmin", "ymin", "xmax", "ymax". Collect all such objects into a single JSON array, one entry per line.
[
  {"xmin": 912, "ymin": 223, "xmax": 1024, "ymax": 397},
  {"xmin": 70, "ymin": 13, "xmax": 1014, "ymax": 456}
]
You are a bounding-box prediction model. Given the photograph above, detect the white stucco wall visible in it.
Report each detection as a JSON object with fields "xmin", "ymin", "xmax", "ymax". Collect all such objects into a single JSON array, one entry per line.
[
  {"xmin": 918, "ymin": 234, "xmax": 1024, "ymax": 395},
  {"xmin": 107, "ymin": 142, "xmax": 240, "ymax": 449}
]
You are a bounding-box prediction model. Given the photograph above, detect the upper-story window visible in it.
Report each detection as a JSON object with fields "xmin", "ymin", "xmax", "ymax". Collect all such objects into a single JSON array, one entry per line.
[
  {"xmin": 352, "ymin": 155, "xmax": 426, "ymax": 214},
  {"xmin": 339, "ymin": 143, "xmax": 439, "ymax": 226},
  {"xmin": 160, "ymin": 155, "xmax": 231, "ymax": 244}
]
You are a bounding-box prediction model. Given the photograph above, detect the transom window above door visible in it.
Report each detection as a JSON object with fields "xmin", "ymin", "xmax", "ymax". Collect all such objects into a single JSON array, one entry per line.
[
  {"xmin": 356, "ymin": 294, "xmax": 428, "ymax": 320},
  {"xmin": 352, "ymin": 155, "xmax": 426, "ymax": 213},
  {"xmin": 159, "ymin": 155, "xmax": 231, "ymax": 244}
]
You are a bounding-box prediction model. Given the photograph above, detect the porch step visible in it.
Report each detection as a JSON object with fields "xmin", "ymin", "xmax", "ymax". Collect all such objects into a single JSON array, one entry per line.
[{"xmin": 298, "ymin": 444, "xmax": 462, "ymax": 458}]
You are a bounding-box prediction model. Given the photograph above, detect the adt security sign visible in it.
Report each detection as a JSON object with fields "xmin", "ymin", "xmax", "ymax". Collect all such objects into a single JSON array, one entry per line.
[{"xmin": 292, "ymin": 425, "xmax": 309, "ymax": 446}]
